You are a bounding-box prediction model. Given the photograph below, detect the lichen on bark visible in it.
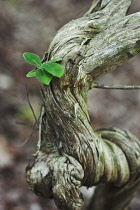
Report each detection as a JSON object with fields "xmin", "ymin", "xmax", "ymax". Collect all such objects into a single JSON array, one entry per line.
[{"xmin": 26, "ymin": 0, "xmax": 140, "ymax": 209}]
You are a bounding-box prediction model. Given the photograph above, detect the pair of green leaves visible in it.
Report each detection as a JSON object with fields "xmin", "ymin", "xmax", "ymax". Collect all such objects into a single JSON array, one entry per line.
[{"xmin": 23, "ymin": 52, "xmax": 64, "ymax": 85}]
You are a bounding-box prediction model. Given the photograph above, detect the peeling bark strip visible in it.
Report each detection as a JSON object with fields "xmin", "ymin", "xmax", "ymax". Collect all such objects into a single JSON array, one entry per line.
[{"xmin": 26, "ymin": 0, "xmax": 140, "ymax": 209}]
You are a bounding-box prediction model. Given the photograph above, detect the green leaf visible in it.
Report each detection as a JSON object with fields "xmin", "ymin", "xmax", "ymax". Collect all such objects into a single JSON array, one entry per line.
[
  {"xmin": 26, "ymin": 69, "xmax": 36, "ymax": 77},
  {"xmin": 47, "ymin": 58, "xmax": 62, "ymax": 63},
  {"xmin": 23, "ymin": 52, "xmax": 41, "ymax": 67},
  {"xmin": 36, "ymin": 69, "xmax": 53, "ymax": 85},
  {"xmin": 41, "ymin": 63, "xmax": 64, "ymax": 78}
]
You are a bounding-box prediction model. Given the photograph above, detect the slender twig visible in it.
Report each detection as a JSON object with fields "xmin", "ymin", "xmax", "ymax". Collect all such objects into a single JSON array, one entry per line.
[
  {"xmin": 16, "ymin": 122, "xmax": 37, "ymax": 147},
  {"xmin": 92, "ymin": 82, "xmax": 140, "ymax": 90},
  {"xmin": 40, "ymin": 87, "xmax": 47, "ymax": 131},
  {"xmin": 15, "ymin": 121, "xmax": 34, "ymax": 127},
  {"xmin": 74, "ymin": 4, "xmax": 90, "ymax": 18},
  {"xmin": 26, "ymin": 84, "xmax": 39, "ymax": 127},
  {"xmin": 37, "ymin": 106, "xmax": 45, "ymax": 150}
]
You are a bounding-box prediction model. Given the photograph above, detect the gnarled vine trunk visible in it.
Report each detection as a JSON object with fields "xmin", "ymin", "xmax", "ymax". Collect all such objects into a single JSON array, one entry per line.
[{"xmin": 26, "ymin": 0, "xmax": 140, "ymax": 209}]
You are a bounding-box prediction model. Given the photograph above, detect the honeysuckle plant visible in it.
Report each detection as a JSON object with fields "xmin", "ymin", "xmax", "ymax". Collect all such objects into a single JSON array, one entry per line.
[
  {"xmin": 23, "ymin": 52, "xmax": 64, "ymax": 85},
  {"xmin": 25, "ymin": 0, "xmax": 140, "ymax": 210}
]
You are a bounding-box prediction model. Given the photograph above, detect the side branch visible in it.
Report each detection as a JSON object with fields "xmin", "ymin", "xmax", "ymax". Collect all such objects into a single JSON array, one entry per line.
[
  {"xmin": 81, "ymin": 12, "xmax": 140, "ymax": 79},
  {"xmin": 92, "ymin": 82, "xmax": 140, "ymax": 90}
]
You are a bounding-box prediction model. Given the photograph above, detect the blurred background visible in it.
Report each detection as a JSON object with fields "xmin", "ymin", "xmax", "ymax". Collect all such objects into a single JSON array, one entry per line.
[{"xmin": 0, "ymin": 0, "xmax": 140, "ymax": 209}]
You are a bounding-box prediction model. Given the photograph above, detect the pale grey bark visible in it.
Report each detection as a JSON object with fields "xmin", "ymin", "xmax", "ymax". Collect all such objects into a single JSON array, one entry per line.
[{"xmin": 26, "ymin": 0, "xmax": 140, "ymax": 209}]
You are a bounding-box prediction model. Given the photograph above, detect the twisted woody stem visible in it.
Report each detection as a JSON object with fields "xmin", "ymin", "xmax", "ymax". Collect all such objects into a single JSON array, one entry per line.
[{"xmin": 26, "ymin": 0, "xmax": 140, "ymax": 209}]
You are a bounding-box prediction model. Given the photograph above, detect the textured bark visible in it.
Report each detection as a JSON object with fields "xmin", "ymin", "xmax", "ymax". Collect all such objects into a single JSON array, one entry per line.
[{"xmin": 26, "ymin": 0, "xmax": 140, "ymax": 209}]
